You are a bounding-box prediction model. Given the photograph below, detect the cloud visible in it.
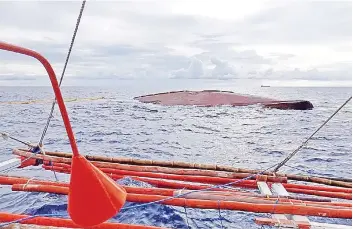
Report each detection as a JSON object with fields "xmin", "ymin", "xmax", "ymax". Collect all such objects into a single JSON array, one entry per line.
[
  {"xmin": 267, "ymin": 66, "xmax": 352, "ymax": 81},
  {"xmin": 0, "ymin": 75, "xmax": 37, "ymax": 81},
  {"xmin": 210, "ymin": 57, "xmax": 236, "ymax": 79},
  {"xmin": 0, "ymin": 1, "xmax": 351, "ymax": 86},
  {"xmin": 171, "ymin": 56, "xmax": 237, "ymax": 79},
  {"xmin": 170, "ymin": 55, "xmax": 352, "ymax": 82},
  {"xmin": 171, "ymin": 57, "xmax": 205, "ymax": 79},
  {"xmin": 232, "ymin": 1, "xmax": 352, "ymax": 45}
]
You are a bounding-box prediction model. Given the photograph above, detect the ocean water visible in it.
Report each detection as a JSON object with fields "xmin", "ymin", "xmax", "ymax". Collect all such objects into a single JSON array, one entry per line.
[{"xmin": 0, "ymin": 79, "xmax": 351, "ymax": 228}]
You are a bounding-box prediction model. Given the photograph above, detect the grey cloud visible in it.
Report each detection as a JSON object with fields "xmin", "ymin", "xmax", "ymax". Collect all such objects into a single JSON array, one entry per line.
[
  {"xmin": 171, "ymin": 56, "xmax": 237, "ymax": 79},
  {"xmin": 260, "ymin": 66, "xmax": 352, "ymax": 81},
  {"xmin": 0, "ymin": 1, "xmax": 80, "ymax": 31},
  {"xmin": 210, "ymin": 57, "xmax": 237, "ymax": 78},
  {"xmin": 72, "ymin": 75, "xmax": 115, "ymax": 80},
  {"xmin": 194, "ymin": 50, "xmax": 274, "ymax": 68},
  {"xmin": 230, "ymin": 1, "xmax": 352, "ymax": 45},
  {"xmin": 170, "ymin": 55, "xmax": 352, "ymax": 81},
  {"xmin": 269, "ymin": 53, "xmax": 296, "ymax": 60},
  {"xmin": 191, "ymin": 40, "xmax": 239, "ymax": 52},
  {"xmin": 0, "ymin": 75, "xmax": 37, "ymax": 81},
  {"xmin": 199, "ymin": 33, "xmax": 229, "ymax": 39},
  {"xmin": 116, "ymin": 11, "xmax": 201, "ymax": 31},
  {"xmin": 171, "ymin": 57, "xmax": 205, "ymax": 79},
  {"xmin": 231, "ymin": 50, "xmax": 273, "ymax": 64},
  {"xmin": 0, "ymin": 1, "xmax": 350, "ymax": 85},
  {"xmin": 190, "ymin": 38, "xmax": 274, "ymax": 65}
]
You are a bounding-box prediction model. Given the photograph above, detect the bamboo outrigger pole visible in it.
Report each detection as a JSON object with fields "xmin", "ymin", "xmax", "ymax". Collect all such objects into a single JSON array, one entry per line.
[{"xmin": 29, "ymin": 149, "xmax": 351, "ymax": 188}]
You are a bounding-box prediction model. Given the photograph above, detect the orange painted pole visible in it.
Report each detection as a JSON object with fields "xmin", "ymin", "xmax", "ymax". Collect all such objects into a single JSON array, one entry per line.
[
  {"xmin": 42, "ymin": 164, "xmax": 352, "ymax": 199},
  {"xmin": 40, "ymin": 160, "xmax": 351, "ymax": 194},
  {"xmin": 0, "ymin": 175, "xmax": 69, "ymax": 187},
  {"xmin": 10, "ymin": 184, "xmax": 352, "ymax": 219},
  {"xmin": 115, "ymin": 174, "xmax": 351, "ymax": 200},
  {"xmin": 285, "ymin": 188, "xmax": 352, "ymax": 200},
  {"xmin": 35, "ymin": 149, "xmax": 353, "ymax": 185},
  {"xmin": 42, "ymin": 165, "xmax": 352, "ymax": 200},
  {"xmin": 12, "ymin": 184, "xmax": 352, "ymax": 208},
  {"xmin": 0, "ymin": 174, "xmax": 249, "ymax": 194},
  {"xmin": 127, "ymin": 194, "xmax": 352, "ymax": 218},
  {"xmin": 0, "ymin": 212, "xmax": 167, "ymax": 229},
  {"xmin": 282, "ymin": 183, "xmax": 351, "ymax": 193},
  {"xmin": 42, "ymin": 165, "xmax": 258, "ymax": 188},
  {"xmin": 13, "ymin": 149, "xmax": 352, "ymax": 188},
  {"xmin": 14, "ymin": 148, "xmax": 352, "ymax": 187},
  {"xmin": 0, "ymin": 41, "xmax": 127, "ymax": 227},
  {"xmin": 0, "ymin": 43, "xmax": 78, "ymax": 156},
  {"xmin": 0, "ymin": 174, "xmax": 347, "ymax": 207}
]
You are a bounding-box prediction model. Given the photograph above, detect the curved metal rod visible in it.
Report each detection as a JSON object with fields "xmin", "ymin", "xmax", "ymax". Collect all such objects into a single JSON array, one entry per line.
[{"xmin": 0, "ymin": 41, "xmax": 79, "ymax": 157}]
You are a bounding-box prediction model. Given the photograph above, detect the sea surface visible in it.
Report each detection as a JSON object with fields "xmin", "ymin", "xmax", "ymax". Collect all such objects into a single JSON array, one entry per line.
[{"xmin": 0, "ymin": 79, "xmax": 352, "ymax": 228}]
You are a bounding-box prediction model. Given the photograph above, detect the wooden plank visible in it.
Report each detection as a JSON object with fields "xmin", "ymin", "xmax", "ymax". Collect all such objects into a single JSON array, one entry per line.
[
  {"xmin": 310, "ymin": 222, "xmax": 352, "ymax": 229},
  {"xmin": 271, "ymin": 183, "xmax": 288, "ymax": 196},
  {"xmin": 257, "ymin": 182, "xmax": 272, "ymax": 196},
  {"xmin": 257, "ymin": 182, "xmax": 289, "ymax": 221},
  {"xmin": 292, "ymin": 215, "xmax": 310, "ymax": 222},
  {"xmin": 271, "ymin": 183, "xmax": 310, "ymax": 222},
  {"xmin": 255, "ymin": 218, "xmax": 351, "ymax": 229},
  {"xmin": 257, "ymin": 183, "xmax": 348, "ymax": 229}
]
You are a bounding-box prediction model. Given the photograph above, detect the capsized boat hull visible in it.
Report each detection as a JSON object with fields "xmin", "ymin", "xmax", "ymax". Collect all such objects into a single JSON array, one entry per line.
[{"xmin": 134, "ymin": 90, "xmax": 314, "ymax": 110}]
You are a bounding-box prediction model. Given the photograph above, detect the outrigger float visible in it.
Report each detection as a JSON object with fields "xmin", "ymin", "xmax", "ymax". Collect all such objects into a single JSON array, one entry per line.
[
  {"xmin": 0, "ymin": 2, "xmax": 351, "ymax": 228},
  {"xmin": 0, "ymin": 147, "xmax": 351, "ymax": 229}
]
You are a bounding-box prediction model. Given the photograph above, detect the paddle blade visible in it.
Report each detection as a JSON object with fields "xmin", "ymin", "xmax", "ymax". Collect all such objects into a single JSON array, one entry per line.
[{"xmin": 68, "ymin": 155, "xmax": 127, "ymax": 227}]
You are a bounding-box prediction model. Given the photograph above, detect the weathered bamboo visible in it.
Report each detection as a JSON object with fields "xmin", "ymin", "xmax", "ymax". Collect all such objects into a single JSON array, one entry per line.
[
  {"xmin": 10, "ymin": 184, "xmax": 352, "ymax": 219},
  {"xmin": 12, "ymin": 184, "xmax": 351, "ymax": 209},
  {"xmin": 0, "ymin": 174, "xmax": 335, "ymax": 203},
  {"xmin": 284, "ymin": 174, "xmax": 351, "ymax": 188},
  {"xmin": 41, "ymin": 163, "xmax": 352, "ymax": 194},
  {"xmin": 13, "ymin": 148, "xmax": 352, "ymax": 188},
  {"xmin": 316, "ymin": 176, "xmax": 352, "ymax": 183},
  {"xmin": 42, "ymin": 160, "xmax": 286, "ymax": 183},
  {"xmin": 42, "ymin": 164, "xmax": 353, "ymax": 200}
]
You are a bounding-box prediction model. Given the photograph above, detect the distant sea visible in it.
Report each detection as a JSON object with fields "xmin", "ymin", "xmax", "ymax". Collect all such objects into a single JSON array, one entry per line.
[{"xmin": 0, "ymin": 79, "xmax": 351, "ymax": 228}]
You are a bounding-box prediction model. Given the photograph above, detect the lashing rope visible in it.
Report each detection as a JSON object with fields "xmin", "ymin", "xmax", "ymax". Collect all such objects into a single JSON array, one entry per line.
[
  {"xmin": 0, "ymin": 214, "xmax": 67, "ymax": 227},
  {"xmin": 38, "ymin": 0, "xmax": 86, "ymax": 146},
  {"xmin": 0, "ymin": 132, "xmax": 39, "ymax": 174},
  {"xmin": 1, "ymin": 132, "xmax": 34, "ymax": 148},
  {"xmin": 183, "ymin": 202, "xmax": 191, "ymax": 229},
  {"xmin": 217, "ymin": 200, "xmax": 224, "ymax": 229},
  {"xmin": 273, "ymin": 96, "xmax": 352, "ymax": 172},
  {"xmin": 121, "ymin": 163, "xmax": 278, "ymax": 211}
]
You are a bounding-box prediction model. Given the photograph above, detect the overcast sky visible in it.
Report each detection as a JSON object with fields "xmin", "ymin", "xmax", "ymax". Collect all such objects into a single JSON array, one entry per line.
[{"xmin": 0, "ymin": 0, "xmax": 351, "ymax": 86}]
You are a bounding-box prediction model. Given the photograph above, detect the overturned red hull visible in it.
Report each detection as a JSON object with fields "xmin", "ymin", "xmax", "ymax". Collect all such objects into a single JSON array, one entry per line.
[{"xmin": 134, "ymin": 90, "xmax": 313, "ymax": 110}]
